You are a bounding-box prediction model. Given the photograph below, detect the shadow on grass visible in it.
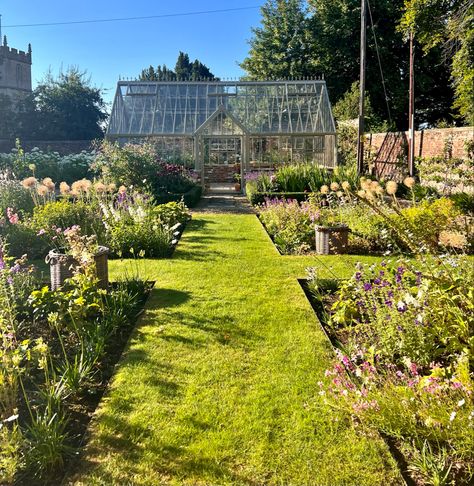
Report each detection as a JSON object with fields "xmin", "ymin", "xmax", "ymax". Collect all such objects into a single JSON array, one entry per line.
[{"xmin": 80, "ymin": 410, "xmax": 256, "ymax": 485}]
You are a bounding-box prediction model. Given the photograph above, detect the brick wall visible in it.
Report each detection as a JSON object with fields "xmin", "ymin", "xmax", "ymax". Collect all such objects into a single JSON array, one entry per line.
[
  {"xmin": 204, "ymin": 164, "xmax": 239, "ymax": 183},
  {"xmin": 366, "ymin": 126, "xmax": 473, "ymax": 159},
  {"xmin": 0, "ymin": 140, "xmax": 95, "ymax": 155}
]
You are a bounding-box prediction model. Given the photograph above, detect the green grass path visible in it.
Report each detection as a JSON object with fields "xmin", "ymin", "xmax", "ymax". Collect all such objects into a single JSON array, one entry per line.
[{"xmin": 73, "ymin": 213, "xmax": 400, "ymax": 485}]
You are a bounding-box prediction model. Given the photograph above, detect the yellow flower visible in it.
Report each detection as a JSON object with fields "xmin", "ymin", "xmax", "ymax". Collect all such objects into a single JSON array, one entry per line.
[
  {"xmin": 341, "ymin": 181, "xmax": 351, "ymax": 191},
  {"xmin": 385, "ymin": 181, "xmax": 398, "ymax": 195},
  {"xmin": 330, "ymin": 182, "xmax": 340, "ymax": 191},
  {"xmin": 320, "ymin": 185, "xmax": 329, "ymax": 194},
  {"xmin": 22, "ymin": 176, "xmax": 37, "ymax": 189},
  {"xmin": 357, "ymin": 189, "xmax": 366, "ymax": 198},
  {"xmin": 403, "ymin": 176, "xmax": 416, "ymax": 188}
]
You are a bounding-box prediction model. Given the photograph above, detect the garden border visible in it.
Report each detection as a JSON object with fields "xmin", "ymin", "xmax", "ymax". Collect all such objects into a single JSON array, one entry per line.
[{"xmin": 298, "ymin": 277, "xmax": 414, "ymax": 486}]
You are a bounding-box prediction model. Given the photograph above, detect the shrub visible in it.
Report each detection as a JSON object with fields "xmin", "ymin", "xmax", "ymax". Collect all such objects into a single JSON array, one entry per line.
[
  {"xmin": 0, "ymin": 145, "xmax": 94, "ymax": 182},
  {"xmin": 152, "ymin": 201, "xmax": 190, "ymax": 226},
  {"xmin": 258, "ymin": 198, "xmax": 319, "ymax": 254},
  {"xmin": 28, "ymin": 199, "xmax": 106, "ymax": 246},
  {"xmin": 0, "ymin": 180, "xmax": 34, "ymax": 216},
  {"xmin": 108, "ymin": 221, "xmax": 173, "ymax": 258}
]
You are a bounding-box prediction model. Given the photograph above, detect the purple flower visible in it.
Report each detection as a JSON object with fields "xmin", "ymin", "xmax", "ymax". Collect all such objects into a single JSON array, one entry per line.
[
  {"xmin": 355, "ymin": 272, "xmax": 362, "ymax": 281},
  {"xmin": 363, "ymin": 283, "xmax": 372, "ymax": 292}
]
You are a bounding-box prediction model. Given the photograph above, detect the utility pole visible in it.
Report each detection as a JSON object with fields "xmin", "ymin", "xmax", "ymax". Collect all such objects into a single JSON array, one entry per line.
[
  {"xmin": 408, "ymin": 31, "xmax": 415, "ymax": 176},
  {"xmin": 357, "ymin": 0, "xmax": 367, "ymax": 175}
]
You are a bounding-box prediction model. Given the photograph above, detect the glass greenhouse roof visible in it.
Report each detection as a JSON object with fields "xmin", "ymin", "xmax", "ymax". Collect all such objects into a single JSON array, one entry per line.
[{"xmin": 107, "ymin": 80, "xmax": 336, "ymax": 137}]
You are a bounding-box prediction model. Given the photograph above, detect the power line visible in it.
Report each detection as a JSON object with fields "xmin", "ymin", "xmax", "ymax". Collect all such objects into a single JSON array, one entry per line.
[{"xmin": 3, "ymin": 6, "xmax": 260, "ymax": 29}]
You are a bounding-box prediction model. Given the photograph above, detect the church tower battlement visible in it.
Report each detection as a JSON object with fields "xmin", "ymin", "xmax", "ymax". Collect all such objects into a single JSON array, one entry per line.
[{"xmin": 0, "ymin": 36, "xmax": 32, "ymax": 99}]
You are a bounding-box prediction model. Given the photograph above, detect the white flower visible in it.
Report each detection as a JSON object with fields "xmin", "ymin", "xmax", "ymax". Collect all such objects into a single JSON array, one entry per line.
[
  {"xmin": 3, "ymin": 414, "xmax": 19, "ymax": 423},
  {"xmin": 458, "ymin": 399, "xmax": 465, "ymax": 407},
  {"xmin": 450, "ymin": 411, "xmax": 456, "ymax": 421}
]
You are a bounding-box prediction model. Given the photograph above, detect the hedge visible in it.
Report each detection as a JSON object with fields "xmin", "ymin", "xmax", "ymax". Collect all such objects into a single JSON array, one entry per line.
[{"xmin": 154, "ymin": 185, "xmax": 202, "ymax": 208}]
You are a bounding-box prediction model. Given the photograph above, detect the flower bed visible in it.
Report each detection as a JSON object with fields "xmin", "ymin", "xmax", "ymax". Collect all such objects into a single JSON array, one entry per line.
[
  {"xmin": 256, "ymin": 177, "xmax": 473, "ymax": 256},
  {"xmin": 303, "ymin": 254, "xmax": 473, "ymax": 485},
  {"xmin": 0, "ymin": 237, "xmax": 153, "ymax": 483}
]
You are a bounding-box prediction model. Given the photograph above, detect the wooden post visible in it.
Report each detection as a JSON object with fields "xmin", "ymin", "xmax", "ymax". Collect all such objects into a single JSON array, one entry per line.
[
  {"xmin": 408, "ymin": 31, "xmax": 415, "ymax": 176},
  {"xmin": 357, "ymin": 0, "xmax": 367, "ymax": 175}
]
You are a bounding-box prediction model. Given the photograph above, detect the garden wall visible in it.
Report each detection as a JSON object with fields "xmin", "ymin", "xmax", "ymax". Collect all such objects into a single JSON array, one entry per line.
[
  {"xmin": 366, "ymin": 126, "xmax": 473, "ymax": 159},
  {"xmin": 0, "ymin": 139, "xmax": 95, "ymax": 154}
]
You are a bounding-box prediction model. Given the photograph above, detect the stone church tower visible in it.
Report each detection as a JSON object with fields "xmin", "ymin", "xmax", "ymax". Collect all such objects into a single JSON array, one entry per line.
[{"xmin": 0, "ymin": 36, "xmax": 32, "ymax": 100}]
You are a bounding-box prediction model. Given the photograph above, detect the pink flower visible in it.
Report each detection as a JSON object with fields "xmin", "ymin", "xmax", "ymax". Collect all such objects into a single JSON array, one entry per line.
[{"xmin": 6, "ymin": 207, "xmax": 19, "ymax": 225}]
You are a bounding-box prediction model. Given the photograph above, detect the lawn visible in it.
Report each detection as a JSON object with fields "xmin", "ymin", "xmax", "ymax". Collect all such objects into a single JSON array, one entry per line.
[{"xmin": 71, "ymin": 213, "xmax": 400, "ymax": 485}]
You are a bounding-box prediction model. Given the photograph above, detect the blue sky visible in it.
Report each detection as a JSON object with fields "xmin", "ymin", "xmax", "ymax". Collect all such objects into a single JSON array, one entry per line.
[{"xmin": 1, "ymin": 1, "xmax": 263, "ymax": 105}]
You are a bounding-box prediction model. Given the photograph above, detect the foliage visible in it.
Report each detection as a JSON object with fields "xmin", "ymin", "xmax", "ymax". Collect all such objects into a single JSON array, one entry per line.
[
  {"xmin": 332, "ymin": 81, "xmax": 383, "ymax": 131},
  {"xmin": 13, "ymin": 67, "xmax": 108, "ymax": 141},
  {"xmin": 242, "ymin": 0, "xmax": 459, "ymax": 127},
  {"xmin": 99, "ymin": 188, "xmax": 177, "ymax": 258},
  {"xmin": 140, "ymin": 51, "xmax": 217, "ymax": 81},
  {"xmin": 258, "ymin": 198, "xmax": 318, "ymax": 253},
  {"xmin": 240, "ymin": 0, "xmax": 313, "ymax": 79},
  {"xmin": 0, "ymin": 180, "xmax": 34, "ymax": 216},
  {"xmin": 417, "ymin": 156, "xmax": 474, "ymax": 195},
  {"xmin": 93, "ymin": 141, "xmax": 198, "ymax": 200},
  {"xmin": 246, "ymin": 163, "xmax": 359, "ymax": 196},
  {"xmin": 0, "ymin": 239, "xmax": 149, "ymax": 482},
  {"xmin": 310, "ymin": 253, "xmax": 474, "ymax": 484},
  {"xmin": 400, "ymin": 0, "xmax": 474, "ymax": 123}
]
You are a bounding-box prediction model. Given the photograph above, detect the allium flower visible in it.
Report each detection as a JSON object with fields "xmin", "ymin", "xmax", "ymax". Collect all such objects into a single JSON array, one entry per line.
[
  {"xmin": 107, "ymin": 183, "xmax": 117, "ymax": 193},
  {"xmin": 118, "ymin": 185, "xmax": 127, "ymax": 194},
  {"xmin": 357, "ymin": 189, "xmax": 366, "ymax": 198},
  {"xmin": 385, "ymin": 181, "xmax": 398, "ymax": 195},
  {"xmin": 341, "ymin": 181, "xmax": 351, "ymax": 191},
  {"xmin": 403, "ymin": 176, "xmax": 416, "ymax": 188},
  {"xmin": 320, "ymin": 185, "xmax": 329, "ymax": 194},
  {"xmin": 438, "ymin": 230, "xmax": 467, "ymax": 249},
  {"xmin": 94, "ymin": 182, "xmax": 107, "ymax": 193},
  {"xmin": 42, "ymin": 177, "xmax": 55, "ymax": 191},
  {"xmin": 59, "ymin": 182, "xmax": 71, "ymax": 195},
  {"xmin": 22, "ymin": 176, "xmax": 37, "ymax": 189},
  {"xmin": 37, "ymin": 184, "xmax": 49, "ymax": 196},
  {"xmin": 330, "ymin": 182, "xmax": 340, "ymax": 191}
]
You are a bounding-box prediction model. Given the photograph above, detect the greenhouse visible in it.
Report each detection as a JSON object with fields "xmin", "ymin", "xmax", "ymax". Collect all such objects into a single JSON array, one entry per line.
[{"xmin": 106, "ymin": 79, "xmax": 337, "ymax": 186}]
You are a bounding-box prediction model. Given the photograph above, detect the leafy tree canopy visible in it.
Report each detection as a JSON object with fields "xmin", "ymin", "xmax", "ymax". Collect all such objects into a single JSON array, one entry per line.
[
  {"xmin": 400, "ymin": 0, "xmax": 474, "ymax": 123},
  {"xmin": 2, "ymin": 67, "xmax": 107, "ymax": 141},
  {"xmin": 140, "ymin": 51, "xmax": 217, "ymax": 81},
  {"xmin": 241, "ymin": 0, "xmax": 466, "ymax": 128}
]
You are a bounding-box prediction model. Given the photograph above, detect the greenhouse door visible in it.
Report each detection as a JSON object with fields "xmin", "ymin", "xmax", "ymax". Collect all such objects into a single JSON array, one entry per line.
[{"xmin": 201, "ymin": 136, "xmax": 242, "ymax": 184}]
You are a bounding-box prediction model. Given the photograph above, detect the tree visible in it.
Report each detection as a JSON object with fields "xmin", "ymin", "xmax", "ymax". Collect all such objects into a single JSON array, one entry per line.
[
  {"xmin": 240, "ymin": 0, "xmax": 314, "ymax": 79},
  {"xmin": 241, "ymin": 0, "xmax": 459, "ymax": 128},
  {"xmin": 401, "ymin": 0, "xmax": 474, "ymax": 124},
  {"xmin": 139, "ymin": 52, "xmax": 216, "ymax": 81},
  {"xmin": 16, "ymin": 67, "xmax": 108, "ymax": 140}
]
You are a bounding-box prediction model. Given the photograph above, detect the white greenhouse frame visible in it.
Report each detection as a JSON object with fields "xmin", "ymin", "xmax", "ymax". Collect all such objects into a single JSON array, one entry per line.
[{"xmin": 106, "ymin": 80, "xmax": 337, "ymax": 187}]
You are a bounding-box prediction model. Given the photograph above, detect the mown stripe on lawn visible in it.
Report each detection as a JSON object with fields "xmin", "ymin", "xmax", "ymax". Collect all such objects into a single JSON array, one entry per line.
[{"xmin": 72, "ymin": 213, "xmax": 400, "ymax": 486}]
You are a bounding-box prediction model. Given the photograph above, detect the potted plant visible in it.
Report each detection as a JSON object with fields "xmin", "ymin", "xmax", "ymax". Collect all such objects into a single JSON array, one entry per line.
[
  {"xmin": 234, "ymin": 173, "xmax": 242, "ymax": 192},
  {"xmin": 314, "ymin": 208, "xmax": 349, "ymax": 255},
  {"xmin": 44, "ymin": 225, "xmax": 109, "ymax": 290}
]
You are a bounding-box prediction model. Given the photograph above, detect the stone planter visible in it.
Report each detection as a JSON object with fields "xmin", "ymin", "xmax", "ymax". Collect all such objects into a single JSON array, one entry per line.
[
  {"xmin": 315, "ymin": 225, "xmax": 349, "ymax": 255},
  {"xmin": 46, "ymin": 246, "xmax": 109, "ymax": 290}
]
